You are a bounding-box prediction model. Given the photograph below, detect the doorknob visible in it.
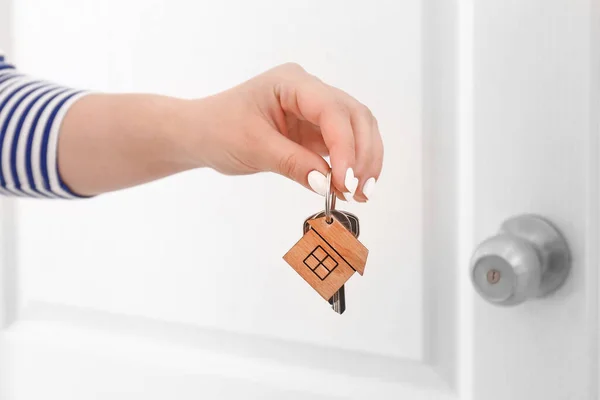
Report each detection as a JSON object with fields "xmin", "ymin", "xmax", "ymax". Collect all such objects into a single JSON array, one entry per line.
[{"xmin": 470, "ymin": 215, "xmax": 571, "ymax": 306}]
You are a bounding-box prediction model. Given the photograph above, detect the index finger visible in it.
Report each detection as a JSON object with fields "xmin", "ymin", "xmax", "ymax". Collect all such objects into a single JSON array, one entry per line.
[{"xmin": 275, "ymin": 73, "xmax": 358, "ymax": 195}]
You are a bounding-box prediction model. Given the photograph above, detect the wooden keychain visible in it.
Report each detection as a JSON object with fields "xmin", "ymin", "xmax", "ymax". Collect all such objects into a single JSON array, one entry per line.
[{"xmin": 283, "ymin": 170, "xmax": 369, "ymax": 314}]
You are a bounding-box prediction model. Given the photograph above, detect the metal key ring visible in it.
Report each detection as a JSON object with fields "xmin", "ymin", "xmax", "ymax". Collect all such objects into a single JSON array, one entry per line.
[{"xmin": 324, "ymin": 170, "xmax": 336, "ymax": 224}]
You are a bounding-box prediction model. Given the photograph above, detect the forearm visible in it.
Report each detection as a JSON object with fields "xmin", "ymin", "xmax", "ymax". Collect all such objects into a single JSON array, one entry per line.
[
  {"xmin": 58, "ymin": 93, "xmax": 201, "ymax": 196},
  {"xmin": 0, "ymin": 55, "xmax": 208, "ymax": 199}
]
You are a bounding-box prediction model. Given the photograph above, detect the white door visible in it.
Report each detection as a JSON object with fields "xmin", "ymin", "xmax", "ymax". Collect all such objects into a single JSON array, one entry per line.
[{"xmin": 0, "ymin": 0, "xmax": 598, "ymax": 399}]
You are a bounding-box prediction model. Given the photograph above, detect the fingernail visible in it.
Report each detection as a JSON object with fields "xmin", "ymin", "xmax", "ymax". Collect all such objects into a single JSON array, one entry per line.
[
  {"xmin": 343, "ymin": 192, "xmax": 355, "ymax": 202},
  {"xmin": 363, "ymin": 177, "xmax": 376, "ymax": 199},
  {"xmin": 308, "ymin": 170, "xmax": 327, "ymax": 196},
  {"xmin": 344, "ymin": 168, "xmax": 359, "ymax": 193}
]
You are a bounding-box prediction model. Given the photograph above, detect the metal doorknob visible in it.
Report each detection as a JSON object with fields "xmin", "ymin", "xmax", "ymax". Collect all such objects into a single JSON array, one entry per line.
[{"xmin": 470, "ymin": 215, "xmax": 571, "ymax": 306}]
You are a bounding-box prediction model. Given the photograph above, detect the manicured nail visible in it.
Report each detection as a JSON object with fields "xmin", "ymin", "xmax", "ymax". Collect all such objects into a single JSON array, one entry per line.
[
  {"xmin": 363, "ymin": 177, "xmax": 376, "ymax": 199},
  {"xmin": 343, "ymin": 191, "xmax": 355, "ymax": 202},
  {"xmin": 308, "ymin": 170, "xmax": 327, "ymax": 196},
  {"xmin": 344, "ymin": 168, "xmax": 359, "ymax": 193}
]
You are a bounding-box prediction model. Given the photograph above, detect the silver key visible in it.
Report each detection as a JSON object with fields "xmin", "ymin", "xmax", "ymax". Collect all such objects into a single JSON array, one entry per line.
[
  {"xmin": 329, "ymin": 211, "xmax": 359, "ymax": 314},
  {"xmin": 303, "ymin": 209, "xmax": 359, "ymax": 315},
  {"xmin": 329, "ymin": 284, "xmax": 346, "ymax": 314}
]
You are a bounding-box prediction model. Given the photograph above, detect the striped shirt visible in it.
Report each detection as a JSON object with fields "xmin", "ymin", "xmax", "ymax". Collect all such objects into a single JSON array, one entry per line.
[{"xmin": 0, "ymin": 52, "xmax": 89, "ymax": 199}]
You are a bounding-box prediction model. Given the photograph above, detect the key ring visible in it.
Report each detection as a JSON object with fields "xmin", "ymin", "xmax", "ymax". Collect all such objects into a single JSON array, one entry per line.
[{"xmin": 324, "ymin": 170, "xmax": 336, "ymax": 224}]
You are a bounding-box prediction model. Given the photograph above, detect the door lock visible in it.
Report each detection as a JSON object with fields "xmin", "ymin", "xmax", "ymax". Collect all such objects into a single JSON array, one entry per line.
[{"xmin": 470, "ymin": 215, "xmax": 571, "ymax": 306}]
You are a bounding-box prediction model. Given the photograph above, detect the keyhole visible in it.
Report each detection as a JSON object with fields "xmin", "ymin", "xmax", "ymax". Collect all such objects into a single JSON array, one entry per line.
[{"xmin": 487, "ymin": 269, "xmax": 501, "ymax": 284}]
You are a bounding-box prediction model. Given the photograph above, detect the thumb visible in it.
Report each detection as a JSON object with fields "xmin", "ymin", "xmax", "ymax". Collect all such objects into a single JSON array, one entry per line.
[{"xmin": 261, "ymin": 129, "xmax": 331, "ymax": 196}]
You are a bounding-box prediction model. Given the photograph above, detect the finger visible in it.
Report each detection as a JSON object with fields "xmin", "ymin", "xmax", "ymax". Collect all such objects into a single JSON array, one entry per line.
[
  {"xmin": 345, "ymin": 101, "xmax": 375, "ymax": 202},
  {"xmin": 260, "ymin": 128, "xmax": 331, "ymax": 196},
  {"xmin": 289, "ymin": 119, "xmax": 328, "ymax": 156},
  {"xmin": 356, "ymin": 117, "xmax": 383, "ymax": 201},
  {"xmin": 319, "ymin": 106, "xmax": 357, "ymax": 195},
  {"xmin": 276, "ymin": 76, "xmax": 356, "ymax": 195}
]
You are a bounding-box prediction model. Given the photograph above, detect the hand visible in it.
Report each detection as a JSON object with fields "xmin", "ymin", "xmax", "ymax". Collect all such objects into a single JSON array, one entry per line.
[
  {"xmin": 57, "ymin": 63, "xmax": 383, "ymax": 199},
  {"xmin": 184, "ymin": 63, "xmax": 383, "ymax": 201}
]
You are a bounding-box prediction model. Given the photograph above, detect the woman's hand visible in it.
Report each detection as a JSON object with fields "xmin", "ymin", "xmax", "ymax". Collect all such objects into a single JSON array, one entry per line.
[
  {"xmin": 181, "ymin": 63, "xmax": 383, "ymax": 202},
  {"xmin": 59, "ymin": 63, "xmax": 383, "ymax": 200}
]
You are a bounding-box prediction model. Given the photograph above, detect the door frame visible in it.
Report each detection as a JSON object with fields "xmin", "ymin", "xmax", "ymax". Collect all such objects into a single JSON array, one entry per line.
[{"xmin": 0, "ymin": 0, "xmax": 17, "ymax": 330}]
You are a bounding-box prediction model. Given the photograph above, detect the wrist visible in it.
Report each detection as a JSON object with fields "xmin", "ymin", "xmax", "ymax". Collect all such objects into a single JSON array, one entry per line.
[{"xmin": 166, "ymin": 97, "xmax": 214, "ymax": 171}]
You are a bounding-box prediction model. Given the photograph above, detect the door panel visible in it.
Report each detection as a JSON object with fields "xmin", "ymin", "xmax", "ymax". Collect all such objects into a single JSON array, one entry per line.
[{"xmin": 14, "ymin": 0, "xmax": 424, "ymax": 360}]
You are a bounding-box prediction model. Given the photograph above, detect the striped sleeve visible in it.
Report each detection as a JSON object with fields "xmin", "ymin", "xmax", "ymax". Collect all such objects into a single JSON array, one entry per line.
[{"xmin": 0, "ymin": 53, "xmax": 91, "ymax": 199}]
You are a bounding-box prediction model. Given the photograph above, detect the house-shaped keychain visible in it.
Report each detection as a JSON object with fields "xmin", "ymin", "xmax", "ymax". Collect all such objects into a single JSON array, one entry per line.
[{"xmin": 283, "ymin": 216, "xmax": 368, "ymax": 301}]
